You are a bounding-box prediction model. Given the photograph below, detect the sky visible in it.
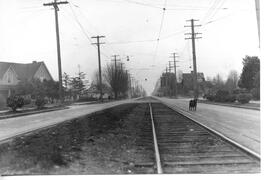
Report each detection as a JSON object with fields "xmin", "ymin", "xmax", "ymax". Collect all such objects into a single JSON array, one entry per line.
[{"xmin": 0, "ymin": 0, "xmax": 260, "ymax": 95}]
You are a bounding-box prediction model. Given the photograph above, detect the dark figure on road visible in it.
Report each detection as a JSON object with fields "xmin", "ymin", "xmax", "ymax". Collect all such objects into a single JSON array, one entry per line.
[{"xmin": 189, "ymin": 99, "xmax": 197, "ymax": 111}]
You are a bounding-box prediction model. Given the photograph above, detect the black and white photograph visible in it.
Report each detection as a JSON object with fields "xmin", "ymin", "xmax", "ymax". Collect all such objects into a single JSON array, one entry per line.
[{"xmin": 0, "ymin": 0, "xmax": 264, "ymax": 178}]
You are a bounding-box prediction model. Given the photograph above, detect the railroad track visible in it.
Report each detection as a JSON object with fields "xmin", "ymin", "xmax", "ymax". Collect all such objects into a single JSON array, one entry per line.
[{"xmin": 133, "ymin": 99, "xmax": 260, "ymax": 173}]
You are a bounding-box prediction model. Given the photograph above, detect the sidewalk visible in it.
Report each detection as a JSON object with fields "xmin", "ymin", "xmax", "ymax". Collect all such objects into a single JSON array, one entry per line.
[{"xmin": 0, "ymin": 98, "xmax": 137, "ymax": 143}]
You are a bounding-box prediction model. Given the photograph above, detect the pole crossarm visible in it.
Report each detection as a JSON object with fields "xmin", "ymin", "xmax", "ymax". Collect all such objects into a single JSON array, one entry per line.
[
  {"xmin": 111, "ymin": 55, "xmax": 121, "ymax": 68},
  {"xmin": 43, "ymin": 1, "xmax": 68, "ymax": 11}
]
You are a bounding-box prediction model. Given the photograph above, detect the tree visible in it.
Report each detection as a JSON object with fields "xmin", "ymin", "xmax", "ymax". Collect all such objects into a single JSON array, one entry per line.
[
  {"xmin": 238, "ymin": 56, "xmax": 260, "ymax": 90},
  {"xmin": 225, "ymin": 70, "xmax": 239, "ymax": 92},
  {"xmin": 15, "ymin": 79, "xmax": 34, "ymax": 96},
  {"xmin": 211, "ymin": 73, "xmax": 225, "ymax": 92},
  {"xmin": 251, "ymin": 72, "xmax": 260, "ymax": 100},
  {"xmin": 43, "ymin": 80, "xmax": 59, "ymax": 102},
  {"xmin": 89, "ymin": 70, "xmax": 111, "ymax": 96},
  {"xmin": 62, "ymin": 72, "xmax": 71, "ymax": 90},
  {"xmin": 69, "ymin": 71, "xmax": 87, "ymax": 99},
  {"xmin": 103, "ymin": 64, "xmax": 129, "ymax": 99}
]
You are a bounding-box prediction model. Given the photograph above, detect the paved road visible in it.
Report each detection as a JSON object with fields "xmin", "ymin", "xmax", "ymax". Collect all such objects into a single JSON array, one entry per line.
[
  {"xmin": 0, "ymin": 99, "xmax": 137, "ymax": 142},
  {"xmin": 155, "ymin": 97, "xmax": 260, "ymax": 155}
]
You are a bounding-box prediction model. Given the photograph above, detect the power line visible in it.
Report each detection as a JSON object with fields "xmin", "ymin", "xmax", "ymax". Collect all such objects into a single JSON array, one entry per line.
[
  {"xmin": 68, "ymin": 3, "xmax": 111, "ymax": 59},
  {"xmin": 152, "ymin": 0, "xmax": 167, "ymax": 64},
  {"xmin": 107, "ymin": 39, "xmax": 156, "ymax": 45},
  {"xmin": 69, "ymin": 1, "xmax": 119, "ymax": 58},
  {"xmin": 202, "ymin": 0, "xmax": 223, "ymax": 24},
  {"xmin": 123, "ymin": 0, "xmax": 162, "ymax": 9},
  {"xmin": 206, "ymin": 0, "xmax": 227, "ymax": 23}
]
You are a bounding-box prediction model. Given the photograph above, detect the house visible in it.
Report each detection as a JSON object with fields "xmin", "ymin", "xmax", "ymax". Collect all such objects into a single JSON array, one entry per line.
[
  {"xmin": 180, "ymin": 71, "xmax": 205, "ymax": 95},
  {"xmin": 0, "ymin": 61, "xmax": 53, "ymax": 99}
]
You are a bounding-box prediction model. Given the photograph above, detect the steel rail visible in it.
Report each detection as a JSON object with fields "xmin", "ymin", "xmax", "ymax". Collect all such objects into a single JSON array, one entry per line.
[
  {"xmin": 151, "ymin": 97, "xmax": 260, "ymax": 161},
  {"xmin": 148, "ymin": 103, "xmax": 163, "ymax": 174}
]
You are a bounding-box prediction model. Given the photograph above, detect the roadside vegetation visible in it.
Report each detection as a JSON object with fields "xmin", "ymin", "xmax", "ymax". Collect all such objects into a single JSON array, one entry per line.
[
  {"xmin": 155, "ymin": 55, "xmax": 260, "ymax": 104},
  {"xmin": 203, "ymin": 56, "xmax": 260, "ymax": 104},
  {"xmin": 1, "ymin": 62, "xmax": 146, "ymax": 113}
]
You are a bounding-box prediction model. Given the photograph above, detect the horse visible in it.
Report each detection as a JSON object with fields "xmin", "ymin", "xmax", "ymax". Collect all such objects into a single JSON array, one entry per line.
[{"xmin": 189, "ymin": 99, "xmax": 197, "ymax": 111}]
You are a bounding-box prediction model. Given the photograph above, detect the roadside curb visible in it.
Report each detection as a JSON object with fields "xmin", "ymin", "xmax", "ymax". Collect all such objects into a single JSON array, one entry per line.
[
  {"xmin": 0, "ymin": 106, "xmax": 69, "ymax": 120},
  {"xmin": 198, "ymin": 100, "xmax": 260, "ymax": 111}
]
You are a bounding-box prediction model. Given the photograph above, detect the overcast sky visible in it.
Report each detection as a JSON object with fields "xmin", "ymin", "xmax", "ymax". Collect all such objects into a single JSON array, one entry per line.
[{"xmin": 0, "ymin": 0, "xmax": 260, "ymax": 94}]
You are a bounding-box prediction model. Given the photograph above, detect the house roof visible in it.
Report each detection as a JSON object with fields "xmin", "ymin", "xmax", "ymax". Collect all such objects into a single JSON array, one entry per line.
[
  {"xmin": 182, "ymin": 72, "xmax": 205, "ymax": 79},
  {"xmin": 0, "ymin": 61, "xmax": 45, "ymax": 80}
]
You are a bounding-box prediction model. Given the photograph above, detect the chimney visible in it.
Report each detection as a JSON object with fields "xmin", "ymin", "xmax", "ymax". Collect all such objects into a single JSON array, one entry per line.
[{"xmin": 32, "ymin": 61, "xmax": 37, "ymax": 64}]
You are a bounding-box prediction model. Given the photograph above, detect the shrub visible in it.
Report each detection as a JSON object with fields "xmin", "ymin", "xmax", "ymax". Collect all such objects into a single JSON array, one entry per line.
[
  {"xmin": 77, "ymin": 96, "xmax": 97, "ymax": 102},
  {"xmin": 35, "ymin": 97, "xmax": 46, "ymax": 109},
  {"xmin": 6, "ymin": 95, "xmax": 24, "ymax": 112},
  {"xmin": 232, "ymin": 88, "xmax": 248, "ymax": 95},
  {"xmin": 0, "ymin": 94, "xmax": 6, "ymax": 109},
  {"xmin": 226, "ymin": 94, "xmax": 236, "ymax": 103},
  {"xmin": 251, "ymin": 88, "xmax": 260, "ymax": 100},
  {"xmin": 23, "ymin": 98, "xmax": 32, "ymax": 105},
  {"xmin": 237, "ymin": 93, "xmax": 252, "ymax": 104},
  {"xmin": 204, "ymin": 93, "xmax": 215, "ymax": 101},
  {"xmin": 214, "ymin": 90, "xmax": 230, "ymax": 102}
]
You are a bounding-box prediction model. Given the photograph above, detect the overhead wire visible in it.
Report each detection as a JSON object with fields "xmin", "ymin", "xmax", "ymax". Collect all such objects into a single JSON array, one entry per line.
[
  {"xmin": 67, "ymin": 3, "xmax": 111, "ymax": 59},
  {"xmin": 122, "ymin": 0, "xmax": 162, "ymax": 9},
  {"xmin": 69, "ymin": 0, "xmax": 125, "ymax": 60},
  {"xmin": 205, "ymin": 0, "xmax": 227, "ymax": 23},
  {"xmin": 152, "ymin": 0, "xmax": 167, "ymax": 65}
]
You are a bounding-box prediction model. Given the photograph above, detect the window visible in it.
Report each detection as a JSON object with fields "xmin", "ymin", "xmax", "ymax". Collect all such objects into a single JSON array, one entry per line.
[{"xmin": 7, "ymin": 71, "xmax": 12, "ymax": 83}]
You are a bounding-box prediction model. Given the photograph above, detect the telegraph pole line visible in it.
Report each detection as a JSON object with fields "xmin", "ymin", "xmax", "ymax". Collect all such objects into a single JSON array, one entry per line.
[
  {"xmin": 170, "ymin": 53, "xmax": 179, "ymax": 97},
  {"xmin": 111, "ymin": 55, "xmax": 121, "ymax": 71},
  {"xmin": 92, "ymin": 35, "xmax": 105, "ymax": 102},
  {"xmin": 185, "ymin": 19, "xmax": 202, "ymax": 99},
  {"xmin": 120, "ymin": 62, "xmax": 124, "ymax": 71},
  {"xmin": 168, "ymin": 61, "xmax": 173, "ymax": 73},
  {"xmin": 43, "ymin": 0, "xmax": 68, "ymax": 104}
]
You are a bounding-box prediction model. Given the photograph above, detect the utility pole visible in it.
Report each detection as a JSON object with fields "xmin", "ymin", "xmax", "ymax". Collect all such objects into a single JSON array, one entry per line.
[
  {"xmin": 44, "ymin": 0, "xmax": 68, "ymax": 104},
  {"xmin": 170, "ymin": 53, "xmax": 179, "ymax": 97},
  {"xmin": 111, "ymin": 55, "xmax": 120, "ymax": 99},
  {"xmin": 165, "ymin": 66, "xmax": 169, "ymax": 96},
  {"xmin": 91, "ymin": 35, "xmax": 105, "ymax": 101},
  {"xmin": 111, "ymin": 55, "xmax": 121, "ymax": 71},
  {"xmin": 168, "ymin": 61, "xmax": 173, "ymax": 73},
  {"xmin": 120, "ymin": 62, "xmax": 124, "ymax": 71},
  {"xmin": 185, "ymin": 19, "xmax": 202, "ymax": 99}
]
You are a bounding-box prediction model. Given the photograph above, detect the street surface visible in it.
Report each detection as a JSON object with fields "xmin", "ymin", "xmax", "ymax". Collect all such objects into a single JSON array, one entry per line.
[
  {"xmin": 0, "ymin": 99, "xmax": 138, "ymax": 142},
  {"xmin": 155, "ymin": 96, "xmax": 260, "ymax": 155}
]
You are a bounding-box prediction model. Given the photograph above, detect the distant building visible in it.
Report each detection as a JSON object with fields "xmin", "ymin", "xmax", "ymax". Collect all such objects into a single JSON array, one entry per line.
[
  {"xmin": 0, "ymin": 61, "xmax": 53, "ymax": 98},
  {"xmin": 180, "ymin": 71, "xmax": 205, "ymax": 95}
]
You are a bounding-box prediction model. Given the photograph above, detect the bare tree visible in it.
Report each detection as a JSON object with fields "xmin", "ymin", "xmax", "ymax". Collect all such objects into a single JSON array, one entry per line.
[
  {"xmin": 103, "ymin": 63, "xmax": 129, "ymax": 99},
  {"xmin": 225, "ymin": 70, "xmax": 239, "ymax": 92},
  {"xmin": 212, "ymin": 73, "xmax": 224, "ymax": 90},
  {"xmin": 89, "ymin": 70, "xmax": 111, "ymax": 96}
]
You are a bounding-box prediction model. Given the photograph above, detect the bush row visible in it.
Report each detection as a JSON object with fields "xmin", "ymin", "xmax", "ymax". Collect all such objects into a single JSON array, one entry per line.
[
  {"xmin": 6, "ymin": 96, "xmax": 47, "ymax": 112},
  {"xmin": 204, "ymin": 90, "xmax": 252, "ymax": 104}
]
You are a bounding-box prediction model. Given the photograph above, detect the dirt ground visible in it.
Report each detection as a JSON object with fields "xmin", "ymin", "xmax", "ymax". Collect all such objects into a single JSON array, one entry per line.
[{"xmin": 0, "ymin": 103, "xmax": 154, "ymax": 175}]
